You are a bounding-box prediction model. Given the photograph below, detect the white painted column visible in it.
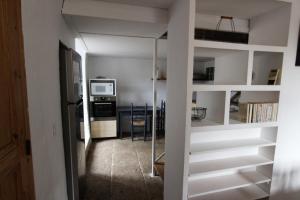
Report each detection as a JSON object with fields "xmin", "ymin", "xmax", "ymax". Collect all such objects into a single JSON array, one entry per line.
[
  {"xmin": 152, "ymin": 39, "xmax": 158, "ymax": 177},
  {"xmin": 164, "ymin": 0, "xmax": 195, "ymax": 200}
]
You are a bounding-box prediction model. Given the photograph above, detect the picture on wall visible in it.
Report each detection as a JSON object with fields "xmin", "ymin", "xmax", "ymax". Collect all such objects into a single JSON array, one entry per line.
[{"xmin": 296, "ymin": 25, "xmax": 300, "ymax": 66}]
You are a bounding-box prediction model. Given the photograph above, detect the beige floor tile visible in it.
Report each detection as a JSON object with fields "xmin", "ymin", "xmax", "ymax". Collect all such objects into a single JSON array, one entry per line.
[{"xmin": 84, "ymin": 138, "xmax": 164, "ymax": 200}]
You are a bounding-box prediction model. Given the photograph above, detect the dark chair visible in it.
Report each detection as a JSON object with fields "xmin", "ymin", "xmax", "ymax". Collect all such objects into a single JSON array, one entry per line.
[
  {"xmin": 148, "ymin": 101, "xmax": 166, "ymax": 140},
  {"xmin": 157, "ymin": 100, "xmax": 166, "ymax": 137},
  {"xmin": 130, "ymin": 103, "xmax": 148, "ymax": 141}
]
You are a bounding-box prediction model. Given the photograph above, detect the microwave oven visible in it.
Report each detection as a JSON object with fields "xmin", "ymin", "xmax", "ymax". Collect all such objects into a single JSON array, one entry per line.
[{"xmin": 90, "ymin": 79, "xmax": 116, "ymax": 96}]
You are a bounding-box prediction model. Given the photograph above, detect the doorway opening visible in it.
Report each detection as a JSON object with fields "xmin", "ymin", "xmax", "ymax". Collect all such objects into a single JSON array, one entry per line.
[{"xmin": 81, "ymin": 34, "xmax": 167, "ymax": 200}]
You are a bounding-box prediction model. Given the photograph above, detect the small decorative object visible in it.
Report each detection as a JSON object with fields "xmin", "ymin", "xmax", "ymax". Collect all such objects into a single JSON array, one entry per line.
[
  {"xmin": 151, "ymin": 68, "xmax": 167, "ymax": 81},
  {"xmin": 252, "ymin": 71, "xmax": 256, "ymax": 82},
  {"xmin": 230, "ymin": 91, "xmax": 241, "ymax": 112},
  {"xmin": 296, "ymin": 25, "xmax": 300, "ymax": 66},
  {"xmin": 216, "ymin": 16, "xmax": 236, "ymax": 32},
  {"xmin": 268, "ymin": 69, "xmax": 280, "ymax": 85},
  {"xmin": 193, "ymin": 67, "xmax": 215, "ymax": 82},
  {"xmin": 191, "ymin": 107, "xmax": 207, "ymax": 121}
]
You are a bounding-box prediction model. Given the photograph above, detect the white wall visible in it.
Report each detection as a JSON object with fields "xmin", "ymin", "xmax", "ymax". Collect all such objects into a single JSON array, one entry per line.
[
  {"xmin": 249, "ymin": 4, "xmax": 291, "ymax": 46},
  {"xmin": 21, "ymin": 0, "xmax": 76, "ymax": 199},
  {"xmin": 86, "ymin": 55, "xmax": 167, "ymax": 106},
  {"xmin": 270, "ymin": 1, "xmax": 300, "ymax": 199},
  {"xmin": 193, "ymin": 50, "xmax": 248, "ymax": 85},
  {"xmin": 196, "ymin": 92, "xmax": 225, "ymax": 124},
  {"xmin": 214, "ymin": 51, "xmax": 249, "ymax": 85}
]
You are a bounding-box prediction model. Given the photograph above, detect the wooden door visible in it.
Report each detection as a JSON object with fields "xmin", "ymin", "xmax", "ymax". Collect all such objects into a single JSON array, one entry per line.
[{"xmin": 0, "ymin": 0, "xmax": 35, "ymax": 199}]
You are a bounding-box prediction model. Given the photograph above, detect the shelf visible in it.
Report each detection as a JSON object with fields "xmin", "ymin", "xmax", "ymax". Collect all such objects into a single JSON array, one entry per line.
[
  {"xmin": 190, "ymin": 138, "xmax": 275, "ymax": 153},
  {"xmin": 191, "ymin": 120, "xmax": 278, "ymax": 132},
  {"xmin": 194, "ymin": 40, "xmax": 287, "ymax": 53},
  {"xmin": 189, "ymin": 155, "xmax": 273, "ymax": 177},
  {"xmin": 192, "ymin": 119, "xmax": 223, "ymax": 127},
  {"xmin": 189, "ymin": 184, "xmax": 269, "ymax": 200},
  {"xmin": 230, "ymin": 119, "xmax": 277, "ymax": 125},
  {"xmin": 192, "ymin": 85, "xmax": 282, "ymax": 92},
  {"xmin": 151, "ymin": 78, "xmax": 167, "ymax": 81},
  {"xmin": 188, "ymin": 171, "xmax": 271, "ymax": 198}
]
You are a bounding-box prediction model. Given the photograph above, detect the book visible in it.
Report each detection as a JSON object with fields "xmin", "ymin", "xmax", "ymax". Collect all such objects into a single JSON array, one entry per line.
[
  {"xmin": 239, "ymin": 103, "xmax": 249, "ymax": 123},
  {"xmin": 237, "ymin": 102, "xmax": 278, "ymax": 123},
  {"xmin": 248, "ymin": 104, "xmax": 253, "ymax": 123},
  {"xmin": 268, "ymin": 69, "xmax": 280, "ymax": 85}
]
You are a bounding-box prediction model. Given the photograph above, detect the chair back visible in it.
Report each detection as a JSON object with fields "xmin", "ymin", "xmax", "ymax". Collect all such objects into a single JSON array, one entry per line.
[
  {"xmin": 145, "ymin": 104, "xmax": 148, "ymax": 119},
  {"xmin": 131, "ymin": 103, "xmax": 148, "ymax": 121},
  {"xmin": 161, "ymin": 101, "xmax": 166, "ymax": 132},
  {"xmin": 163, "ymin": 101, "xmax": 166, "ymax": 117},
  {"xmin": 130, "ymin": 103, "xmax": 149, "ymax": 141},
  {"xmin": 131, "ymin": 103, "xmax": 134, "ymax": 123}
]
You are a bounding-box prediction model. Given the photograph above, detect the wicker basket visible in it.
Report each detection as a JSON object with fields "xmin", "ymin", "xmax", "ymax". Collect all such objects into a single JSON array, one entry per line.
[{"xmin": 191, "ymin": 107, "xmax": 207, "ymax": 121}]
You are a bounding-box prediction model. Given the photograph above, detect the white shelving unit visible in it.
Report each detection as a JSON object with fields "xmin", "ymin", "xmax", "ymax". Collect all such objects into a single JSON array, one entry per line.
[
  {"xmin": 185, "ymin": 1, "xmax": 292, "ymax": 199},
  {"xmin": 188, "ymin": 171, "xmax": 271, "ymax": 198},
  {"xmin": 190, "ymin": 138, "xmax": 276, "ymax": 153},
  {"xmin": 192, "ymin": 117, "xmax": 279, "ymax": 132},
  {"xmin": 192, "ymin": 85, "xmax": 282, "ymax": 92},
  {"xmin": 189, "ymin": 185, "xmax": 269, "ymax": 200},
  {"xmin": 193, "ymin": 40, "xmax": 287, "ymax": 53},
  {"xmin": 189, "ymin": 155, "xmax": 273, "ymax": 177}
]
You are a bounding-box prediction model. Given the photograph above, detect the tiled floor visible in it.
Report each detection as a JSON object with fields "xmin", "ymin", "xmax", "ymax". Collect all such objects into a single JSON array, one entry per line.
[{"xmin": 84, "ymin": 138, "xmax": 165, "ymax": 200}]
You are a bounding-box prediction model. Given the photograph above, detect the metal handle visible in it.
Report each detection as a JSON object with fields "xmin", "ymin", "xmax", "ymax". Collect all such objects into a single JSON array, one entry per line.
[
  {"xmin": 25, "ymin": 140, "xmax": 31, "ymax": 156},
  {"xmin": 94, "ymin": 102, "xmax": 112, "ymax": 105},
  {"xmin": 216, "ymin": 16, "xmax": 236, "ymax": 32}
]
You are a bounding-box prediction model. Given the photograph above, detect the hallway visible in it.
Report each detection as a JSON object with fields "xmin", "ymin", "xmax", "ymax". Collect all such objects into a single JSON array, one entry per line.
[{"xmin": 84, "ymin": 139, "xmax": 164, "ymax": 200}]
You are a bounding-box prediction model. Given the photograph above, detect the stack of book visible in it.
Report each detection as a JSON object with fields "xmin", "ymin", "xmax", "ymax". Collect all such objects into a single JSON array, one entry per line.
[{"xmin": 238, "ymin": 102, "xmax": 279, "ymax": 123}]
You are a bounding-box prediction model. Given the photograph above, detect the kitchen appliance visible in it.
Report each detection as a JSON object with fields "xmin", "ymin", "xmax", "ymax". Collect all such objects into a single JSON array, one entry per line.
[
  {"xmin": 89, "ymin": 79, "xmax": 117, "ymax": 138},
  {"xmin": 59, "ymin": 43, "xmax": 85, "ymax": 200},
  {"xmin": 90, "ymin": 79, "xmax": 116, "ymax": 96},
  {"xmin": 92, "ymin": 96, "xmax": 116, "ymax": 118}
]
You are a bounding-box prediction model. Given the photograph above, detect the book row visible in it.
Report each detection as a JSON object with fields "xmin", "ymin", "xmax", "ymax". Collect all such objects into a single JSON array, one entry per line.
[{"xmin": 239, "ymin": 102, "xmax": 279, "ymax": 123}]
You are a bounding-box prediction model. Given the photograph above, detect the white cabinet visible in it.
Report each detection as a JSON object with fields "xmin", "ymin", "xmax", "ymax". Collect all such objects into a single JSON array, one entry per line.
[{"xmin": 91, "ymin": 120, "xmax": 117, "ymax": 138}]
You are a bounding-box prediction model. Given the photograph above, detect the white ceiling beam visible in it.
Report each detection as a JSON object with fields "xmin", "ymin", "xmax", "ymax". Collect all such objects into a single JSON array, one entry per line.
[{"xmin": 62, "ymin": 0, "xmax": 169, "ymax": 24}]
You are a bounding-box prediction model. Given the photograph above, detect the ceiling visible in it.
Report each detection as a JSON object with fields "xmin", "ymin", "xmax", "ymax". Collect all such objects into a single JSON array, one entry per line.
[
  {"xmin": 79, "ymin": 0, "xmax": 174, "ymax": 9},
  {"xmin": 73, "ymin": 0, "xmax": 290, "ymax": 58},
  {"xmin": 196, "ymin": 0, "xmax": 290, "ymax": 19},
  {"xmin": 82, "ymin": 34, "xmax": 167, "ymax": 58},
  {"xmin": 74, "ymin": 0, "xmax": 290, "ymax": 18},
  {"xmin": 66, "ymin": 15, "xmax": 167, "ymax": 38}
]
